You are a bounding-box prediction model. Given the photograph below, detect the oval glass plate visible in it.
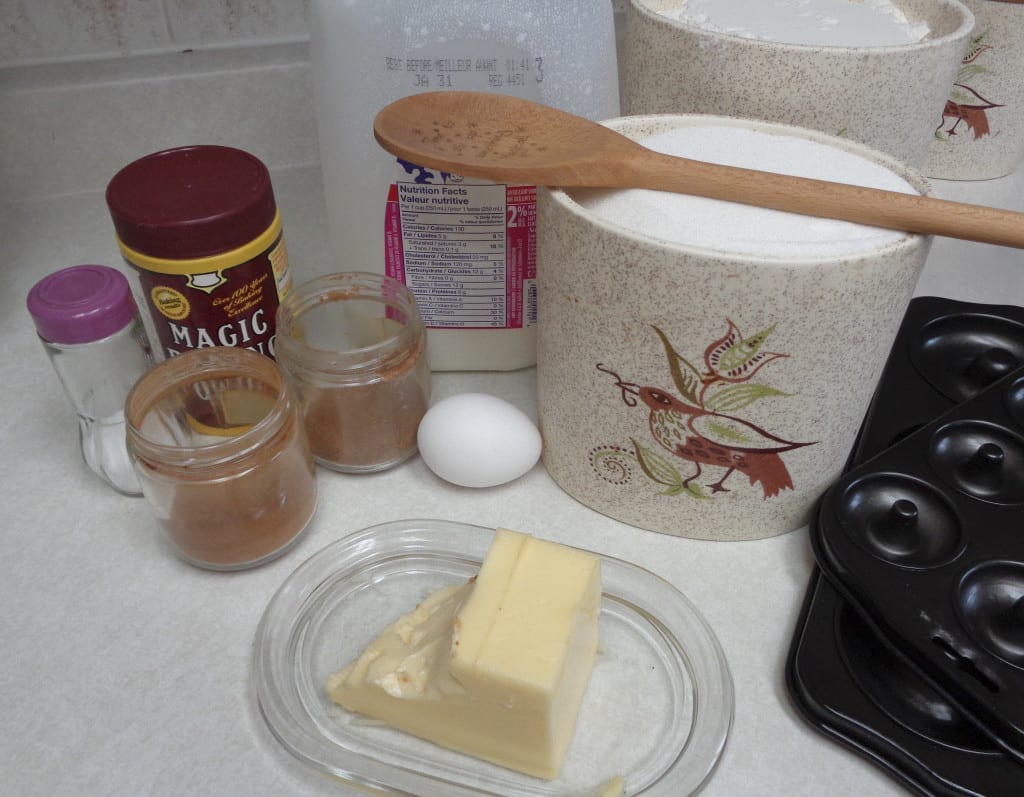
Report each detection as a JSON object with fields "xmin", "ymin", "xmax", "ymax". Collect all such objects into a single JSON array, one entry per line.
[{"xmin": 253, "ymin": 519, "xmax": 733, "ymax": 796}]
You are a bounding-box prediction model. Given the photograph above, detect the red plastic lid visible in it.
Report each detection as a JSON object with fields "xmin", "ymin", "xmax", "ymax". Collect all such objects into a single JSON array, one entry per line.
[{"xmin": 105, "ymin": 145, "xmax": 277, "ymax": 260}]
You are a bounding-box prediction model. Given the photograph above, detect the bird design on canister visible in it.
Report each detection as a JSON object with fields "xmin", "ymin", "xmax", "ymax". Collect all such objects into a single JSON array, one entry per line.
[
  {"xmin": 936, "ymin": 33, "xmax": 1004, "ymax": 142},
  {"xmin": 592, "ymin": 321, "xmax": 816, "ymax": 500}
]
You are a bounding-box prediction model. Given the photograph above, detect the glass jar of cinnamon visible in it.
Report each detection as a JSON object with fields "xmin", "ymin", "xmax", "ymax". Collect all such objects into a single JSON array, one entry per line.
[
  {"xmin": 125, "ymin": 346, "xmax": 317, "ymax": 570},
  {"xmin": 275, "ymin": 272, "xmax": 430, "ymax": 473}
]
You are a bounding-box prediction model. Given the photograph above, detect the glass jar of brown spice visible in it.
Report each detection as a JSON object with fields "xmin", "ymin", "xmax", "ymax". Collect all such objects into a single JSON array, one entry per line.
[
  {"xmin": 275, "ymin": 272, "xmax": 430, "ymax": 473},
  {"xmin": 125, "ymin": 346, "xmax": 317, "ymax": 570}
]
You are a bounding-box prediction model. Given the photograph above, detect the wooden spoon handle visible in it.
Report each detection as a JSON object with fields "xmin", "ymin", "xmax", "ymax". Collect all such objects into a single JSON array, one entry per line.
[{"xmin": 630, "ymin": 151, "xmax": 1024, "ymax": 248}]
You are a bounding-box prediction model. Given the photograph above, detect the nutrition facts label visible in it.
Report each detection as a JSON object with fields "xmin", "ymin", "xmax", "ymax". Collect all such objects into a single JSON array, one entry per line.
[{"xmin": 384, "ymin": 177, "xmax": 536, "ymax": 330}]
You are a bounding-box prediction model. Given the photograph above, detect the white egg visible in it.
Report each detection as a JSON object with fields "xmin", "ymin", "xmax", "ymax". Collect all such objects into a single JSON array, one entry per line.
[{"xmin": 417, "ymin": 393, "xmax": 542, "ymax": 488}]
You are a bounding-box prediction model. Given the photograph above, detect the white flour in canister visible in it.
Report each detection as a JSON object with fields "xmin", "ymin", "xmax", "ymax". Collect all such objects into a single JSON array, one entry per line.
[
  {"xmin": 570, "ymin": 125, "xmax": 919, "ymax": 259},
  {"xmin": 658, "ymin": 0, "xmax": 930, "ymax": 47}
]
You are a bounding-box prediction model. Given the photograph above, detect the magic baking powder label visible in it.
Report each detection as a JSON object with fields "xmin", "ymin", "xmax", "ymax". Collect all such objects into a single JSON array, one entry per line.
[
  {"xmin": 384, "ymin": 169, "xmax": 537, "ymax": 330},
  {"xmin": 126, "ymin": 233, "xmax": 292, "ymax": 360}
]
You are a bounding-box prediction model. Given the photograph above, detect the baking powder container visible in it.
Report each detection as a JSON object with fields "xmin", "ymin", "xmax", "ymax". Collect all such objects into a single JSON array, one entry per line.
[
  {"xmin": 537, "ymin": 115, "xmax": 933, "ymax": 541},
  {"xmin": 106, "ymin": 145, "xmax": 294, "ymax": 361},
  {"xmin": 125, "ymin": 346, "xmax": 317, "ymax": 570},
  {"xmin": 275, "ymin": 272, "xmax": 431, "ymax": 473},
  {"xmin": 27, "ymin": 265, "xmax": 153, "ymax": 495}
]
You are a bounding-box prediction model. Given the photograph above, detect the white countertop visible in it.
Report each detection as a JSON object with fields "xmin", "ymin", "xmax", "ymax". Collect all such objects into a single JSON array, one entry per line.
[{"xmin": 2, "ymin": 160, "xmax": 1023, "ymax": 797}]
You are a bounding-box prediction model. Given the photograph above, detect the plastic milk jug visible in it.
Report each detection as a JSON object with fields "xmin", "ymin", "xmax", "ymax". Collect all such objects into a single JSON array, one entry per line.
[{"xmin": 310, "ymin": 0, "xmax": 620, "ymax": 370}]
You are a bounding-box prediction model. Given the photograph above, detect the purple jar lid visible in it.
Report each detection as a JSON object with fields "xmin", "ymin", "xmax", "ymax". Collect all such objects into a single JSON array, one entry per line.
[{"xmin": 27, "ymin": 265, "xmax": 137, "ymax": 344}]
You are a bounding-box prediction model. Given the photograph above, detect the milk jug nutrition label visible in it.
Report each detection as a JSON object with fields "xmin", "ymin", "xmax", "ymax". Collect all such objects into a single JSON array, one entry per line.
[{"xmin": 384, "ymin": 174, "xmax": 537, "ymax": 330}]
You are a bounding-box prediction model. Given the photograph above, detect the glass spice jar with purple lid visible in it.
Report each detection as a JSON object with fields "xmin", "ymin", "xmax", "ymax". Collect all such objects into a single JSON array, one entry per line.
[{"xmin": 27, "ymin": 265, "xmax": 154, "ymax": 495}]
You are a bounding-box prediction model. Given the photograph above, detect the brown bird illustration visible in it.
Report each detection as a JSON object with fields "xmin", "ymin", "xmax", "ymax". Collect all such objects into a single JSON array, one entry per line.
[
  {"xmin": 638, "ymin": 384, "xmax": 812, "ymax": 497},
  {"xmin": 937, "ymin": 40, "xmax": 1003, "ymax": 141},
  {"xmin": 600, "ymin": 365, "xmax": 812, "ymax": 498},
  {"xmin": 939, "ymin": 88, "xmax": 1002, "ymax": 141},
  {"xmin": 596, "ymin": 321, "xmax": 816, "ymax": 499}
]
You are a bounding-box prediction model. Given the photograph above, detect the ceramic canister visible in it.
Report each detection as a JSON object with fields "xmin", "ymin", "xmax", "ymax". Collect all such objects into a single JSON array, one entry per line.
[
  {"xmin": 924, "ymin": 0, "xmax": 1024, "ymax": 180},
  {"xmin": 536, "ymin": 116, "xmax": 933, "ymax": 541},
  {"xmin": 620, "ymin": 0, "xmax": 974, "ymax": 170}
]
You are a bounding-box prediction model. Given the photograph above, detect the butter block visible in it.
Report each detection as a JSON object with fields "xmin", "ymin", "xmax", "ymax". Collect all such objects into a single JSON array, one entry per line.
[
  {"xmin": 326, "ymin": 528, "xmax": 601, "ymax": 779},
  {"xmin": 448, "ymin": 528, "xmax": 528, "ymax": 668}
]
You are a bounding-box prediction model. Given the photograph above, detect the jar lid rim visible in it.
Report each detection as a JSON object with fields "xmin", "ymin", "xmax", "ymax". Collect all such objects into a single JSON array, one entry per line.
[
  {"xmin": 105, "ymin": 145, "xmax": 277, "ymax": 260},
  {"xmin": 275, "ymin": 272, "xmax": 426, "ymax": 377},
  {"xmin": 27, "ymin": 265, "xmax": 137, "ymax": 344},
  {"xmin": 125, "ymin": 347, "xmax": 294, "ymax": 467}
]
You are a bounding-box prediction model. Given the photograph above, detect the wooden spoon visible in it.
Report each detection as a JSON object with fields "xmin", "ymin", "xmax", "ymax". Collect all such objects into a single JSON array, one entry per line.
[{"xmin": 374, "ymin": 91, "xmax": 1024, "ymax": 249}]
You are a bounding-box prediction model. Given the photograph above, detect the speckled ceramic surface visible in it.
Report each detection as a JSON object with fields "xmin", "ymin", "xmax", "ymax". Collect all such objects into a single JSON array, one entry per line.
[
  {"xmin": 621, "ymin": 0, "xmax": 974, "ymax": 169},
  {"xmin": 536, "ymin": 115, "xmax": 932, "ymax": 541},
  {"xmin": 923, "ymin": 0, "xmax": 1024, "ymax": 180}
]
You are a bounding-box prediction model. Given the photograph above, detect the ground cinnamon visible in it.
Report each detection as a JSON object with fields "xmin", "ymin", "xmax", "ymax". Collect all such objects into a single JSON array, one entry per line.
[
  {"xmin": 157, "ymin": 414, "xmax": 316, "ymax": 568},
  {"xmin": 126, "ymin": 347, "xmax": 318, "ymax": 570},
  {"xmin": 302, "ymin": 333, "xmax": 429, "ymax": 470},
  {"xmin": 275, "ymin": 272, "xmax": 431, "ymax": 473}
]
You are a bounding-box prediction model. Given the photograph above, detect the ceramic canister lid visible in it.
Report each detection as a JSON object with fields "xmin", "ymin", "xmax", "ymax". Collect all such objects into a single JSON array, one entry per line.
[
  {"xmin": 104, "ymin": 145, "xmax": 277, "ymax": 260},
  {"xmin": 27, "ymin": 264, "xmax": 137, "ymax": 344}
]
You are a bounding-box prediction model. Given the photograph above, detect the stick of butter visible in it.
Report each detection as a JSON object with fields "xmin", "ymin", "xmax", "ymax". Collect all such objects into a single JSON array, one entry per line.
[{"xmin": 325, "ymin": 528, "xmax": 601, "ymax": 779}]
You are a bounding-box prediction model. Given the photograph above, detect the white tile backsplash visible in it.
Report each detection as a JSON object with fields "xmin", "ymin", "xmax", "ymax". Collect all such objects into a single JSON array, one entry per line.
[
  {"xmin": 2, "ymin": 0, "xmax": 620, "ymax": 67},
  {"xmin": 0, "ymin": 43, "xmax": 317, "ymax": 200},
  {"xmin": 0, "ymin": 1, "xmax": 627, "ymax": 201},
  {"xmin": 1, "ymin": 1, "xmax": 170, "ymax": 63},
  {"xmin": 0, "ymin": 0, "xmax": 311, "ymax": 65},
  {"xmin": 164, "ymin": 0, "xmax": 310, "ymax": 48}
]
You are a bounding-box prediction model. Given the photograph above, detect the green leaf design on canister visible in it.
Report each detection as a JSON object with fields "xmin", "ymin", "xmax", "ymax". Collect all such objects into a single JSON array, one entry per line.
[{"xmin": 705, "ymin": 383, "xmax": 794, "ymax": 413}]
